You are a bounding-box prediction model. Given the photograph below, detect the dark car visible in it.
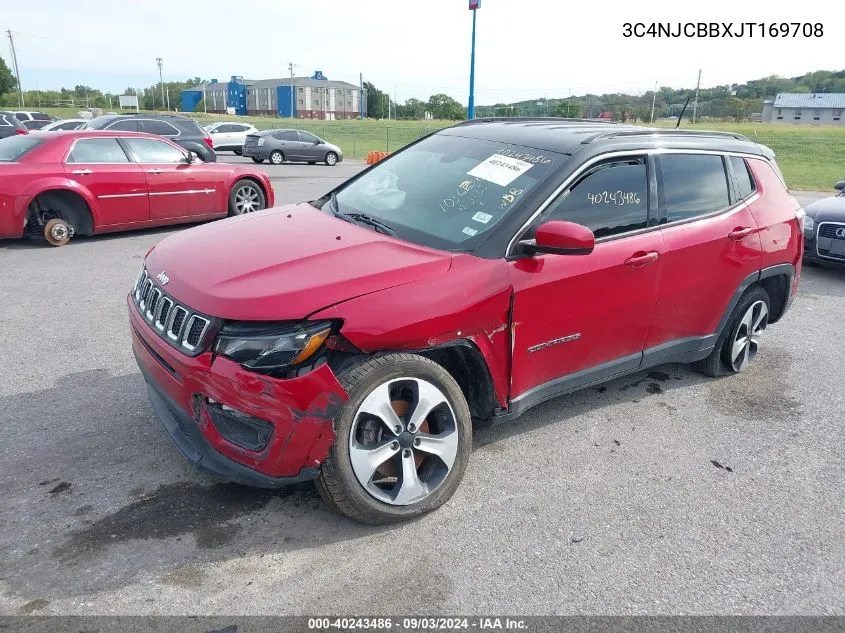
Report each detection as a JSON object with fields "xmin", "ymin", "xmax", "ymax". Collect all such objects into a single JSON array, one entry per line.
[
  {"xmin": 0, "ymin": 111, "xmax": 28, "ymax": 139},
  {"xmin": 803, "ymin": 181, "xmax": 845, "ymax": 266},
  {"xmin": 242, "ymin": 129, "xmax": 342, "ymax": 166},
  {"xmin": 130, "ymin": 118, "xmax": 803, "ymax": 524},
  {"xmin": 83, "ymin": 114, "xmax": 216, "ymax": 162}
]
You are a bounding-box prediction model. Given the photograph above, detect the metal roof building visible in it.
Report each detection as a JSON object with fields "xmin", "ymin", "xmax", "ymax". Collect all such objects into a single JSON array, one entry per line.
[{"xmin": 762, "ymin": 93, "xmax": 845, "ymax": 124}]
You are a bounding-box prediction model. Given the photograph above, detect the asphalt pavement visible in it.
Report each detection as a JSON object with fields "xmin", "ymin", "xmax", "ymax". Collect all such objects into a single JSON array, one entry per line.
[{"xmin": 0, "ymin": 165, "xmax": 843, "ymax": 616}]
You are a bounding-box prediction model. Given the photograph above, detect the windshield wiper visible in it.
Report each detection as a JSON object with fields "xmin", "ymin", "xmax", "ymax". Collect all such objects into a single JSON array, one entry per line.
[
  {"xmin": 324, "ymin": 192, "xmax": 399, "ymax": 237},
  {"xmin": 338, "ymin": 212, "xmax": 399, "ymax": 237}
]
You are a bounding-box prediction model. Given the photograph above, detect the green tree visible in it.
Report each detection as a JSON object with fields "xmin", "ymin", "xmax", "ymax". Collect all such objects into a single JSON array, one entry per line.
[
  {"xmin": 0, "ymin": 57, "xmax": 17, "ymax": 100},
  {"xmin": 427, "ymin": 93, "xmax": 464, "ymax": 120},
  {"xmin": 364, "ymin": 81, "xmax": 387, "ymax": 118}
]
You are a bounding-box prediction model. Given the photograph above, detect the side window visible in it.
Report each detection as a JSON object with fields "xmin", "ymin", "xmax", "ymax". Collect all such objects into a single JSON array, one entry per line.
[
  {"xmin": 67, "ymin": 138, "xmax": 129, "ymax": 163},
  {"xmin": 234, "ymin": 125, "xmax": 250, "ymax": 132},
  {"xmin": 730, "ymin": 156, "xmax": 755, "ymax": 199},
  {"xmin": 659, "ymin": 154, "xmax": 730, "ymax": 222},
  {"xmin": 14, "ymin": 113, "xmax": 28, "ymax": 121},
  {"xmin": 107, "ymin": 119, "xmax": 140, "ymax": 132},
  {"xmin": 140, "ymin": 120, "xmax": 179, "ymax": 136},
  {"xmin": 539, "ymin": 157, "xmax": 649, "ymax": 239},
  {"xmin": 123, "ymin": 137, "xmax": 186, "ymax": 163},
  {"xmin": 32, "ymin": 112, "xmax": 52, "ymax": 121},
  {"xmin": 299, "ymin": 131, "xmax": 320, "ymax": 143},
  {"xmin": 216, "ymin": 124, "xmax": 236, "ymax": 133},
  {"xmin": 273, "ymin": 130, "xmax": 298, "ymax": 141}
]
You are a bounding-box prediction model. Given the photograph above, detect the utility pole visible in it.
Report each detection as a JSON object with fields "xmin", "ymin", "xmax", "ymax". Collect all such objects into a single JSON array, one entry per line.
[
  {"xmin": 359, "ymin": 72, "xmax": 364, "ymax": 119},
  {"xmin": 6, "ymin": 30, "xmax": 24, "ymax": 107},
  {"xmin": 650, "ymin": 81, "xmax": 657, "ymax": 123},
  {"xmin": 692, "ymin": 68, "xmax": 701, "ymax": 124},
  {"xmin": 467, "ymin": 1, "xmax": 479, "ymax": 119},
  {"xmin": 289, "ymin": 62, "xmax": 295, "ymax": 118},
  {"xmin": 156, "ymin": 57, "xmax": 165, "ymax": 111}
]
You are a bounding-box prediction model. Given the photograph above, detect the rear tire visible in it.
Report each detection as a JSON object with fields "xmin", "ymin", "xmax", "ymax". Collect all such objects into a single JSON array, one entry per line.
[
  {"xmin": 234, "ymin": 148, "xmax": 242, "ymax": 156},
  {"xmin": 269, "ymin": 151, "xmax": 284, "ymax": 165},
  {"xmin": 316, "ymin": 353, "xmax": 472, "ymax": 525},
  {"xmin": 251, "ymin": 157, "xmax": 264, "ymax": 164},
  {"xmin": 693, "ymin": 286, "xmax": 770, "ymax": 377}
]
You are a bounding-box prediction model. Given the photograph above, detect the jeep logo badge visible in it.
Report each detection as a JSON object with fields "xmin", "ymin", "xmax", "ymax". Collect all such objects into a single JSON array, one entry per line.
[{"xmin": 156, "ymin": 271, "xmax": 170, "ymax": 286}]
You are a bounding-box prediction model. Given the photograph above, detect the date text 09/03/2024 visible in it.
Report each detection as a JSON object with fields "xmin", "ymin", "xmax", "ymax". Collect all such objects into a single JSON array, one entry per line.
[
  {"xmin": 307, "ymin": 617, "xmax": 529, "ymax": 630},
  {"xmin": 623, "ymin": 22, "xmax": 823, "ymax": 38}
]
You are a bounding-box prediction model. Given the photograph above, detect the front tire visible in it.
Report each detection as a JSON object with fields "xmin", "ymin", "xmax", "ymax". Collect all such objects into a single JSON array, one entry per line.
[
  {"xmin": 228, "ymin": 180, "xmax": 267, "ymax": 216},
  {"xmin": 269, "ymin": 151, "xmax": 284, "ymax": 165},
  {"xmin": 325, "ymin": 152, "xmax": 338, "ymax": 166},
  {"xmin": 694, "ymin": 286, "xmax": 770, "ymax": 377},
  {"xmin": 316, "ymin": 353, "xmax": 472, "ymax": 524}
]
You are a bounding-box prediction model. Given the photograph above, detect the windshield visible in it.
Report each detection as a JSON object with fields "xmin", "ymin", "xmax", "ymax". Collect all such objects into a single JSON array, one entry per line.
[
  {"xmin": 82, "ymin": 116, "xmax": 116, "ymax": 130},
  {"xmin": 327, "ymin": 133, "xmax": 565, "ymax": 251},
  {"xmin": 0, "ymin": 135, "xmax": 44, "ymax": 161}
]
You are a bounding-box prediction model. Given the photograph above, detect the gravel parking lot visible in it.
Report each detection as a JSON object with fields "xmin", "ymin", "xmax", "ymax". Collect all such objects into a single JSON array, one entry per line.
[{"xmin": 0, "ymin": 163, "xmax": 843, "ymax": 616}]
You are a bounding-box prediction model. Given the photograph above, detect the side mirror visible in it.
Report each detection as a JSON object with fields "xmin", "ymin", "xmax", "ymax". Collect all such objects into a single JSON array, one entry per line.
[
  {"xmin": 834, "ymin": 181, "xmax": 845, "ymax": 191},
  {"xmin": 185, "ymin": 151, "xmax": 197, "ymax": 164},
  {"xmin": 209, "ymin": 129, "xmax": 217, "ymax": 134},
  {"xmin": 523, "ymin": 220, "xmax": 595, "ymax": 256}
]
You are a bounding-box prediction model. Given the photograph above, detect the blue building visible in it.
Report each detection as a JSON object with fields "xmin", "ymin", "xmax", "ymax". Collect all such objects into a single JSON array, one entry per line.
[{"xmin": 180, "ymin": 71, "xmax": 363, "ymax": 119}]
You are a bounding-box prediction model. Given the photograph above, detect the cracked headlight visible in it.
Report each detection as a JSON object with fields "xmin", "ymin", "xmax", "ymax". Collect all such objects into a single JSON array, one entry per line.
[{"xmin": 215, "ymin": 321, "xmax": 333, "ymax": 370}]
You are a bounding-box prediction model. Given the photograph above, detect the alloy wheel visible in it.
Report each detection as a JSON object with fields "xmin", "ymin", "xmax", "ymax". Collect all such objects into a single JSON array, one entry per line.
[
  {"xmin": 326, "ymin": 152, "xmax": 338, "ymax": 166},
  {"xmin": 235, "ymin": 185, "xmax": 261, "ymax": 214},
  {"xmin": 349, "ymin": 377, "xmax": 459, "ymax": 506},
  {"xmin": 730, "ymin": 300, "xmax": 768, "ymax": 372}
]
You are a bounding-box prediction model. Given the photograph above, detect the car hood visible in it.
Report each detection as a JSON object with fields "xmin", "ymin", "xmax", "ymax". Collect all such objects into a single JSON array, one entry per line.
[
  {"xmin": 144, "ymin": 204, "xmax": 453, "ymax": 321},
  {"xmin": 805, "ymin": 195, "xmax": 845, "ymax": 222}
]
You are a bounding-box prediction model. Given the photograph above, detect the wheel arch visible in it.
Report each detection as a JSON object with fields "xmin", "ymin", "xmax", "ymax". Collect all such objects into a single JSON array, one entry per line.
[
  {"xmin": 26, "ymin": 187, "xmax": 97, "ymax": 236},
  {"xmin": 330, "ymin": 340, "xmax": 500, "ymax": 425},
  {"xmin": 232, "ymin": 176, "xmax": 268, "ymax": 203},
  {"xmin": 759, "ymin": 264, "xmax": 794, "ymax": 324}
]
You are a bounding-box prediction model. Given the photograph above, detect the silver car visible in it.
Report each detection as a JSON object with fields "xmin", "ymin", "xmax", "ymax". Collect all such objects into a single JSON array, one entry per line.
[{"xmin": 242, "ymin": 129, "xmax": 343, "ymax": 166}]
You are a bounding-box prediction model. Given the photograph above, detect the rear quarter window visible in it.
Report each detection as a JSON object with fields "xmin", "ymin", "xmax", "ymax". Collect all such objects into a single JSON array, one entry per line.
[{"xmin": 730, "ymin": 156, "xmax": 756, "ymax": 199}]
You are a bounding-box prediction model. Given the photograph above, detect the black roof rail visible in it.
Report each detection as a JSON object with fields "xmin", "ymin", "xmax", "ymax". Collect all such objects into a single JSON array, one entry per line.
[
  {"xmin": 452, "ymin": 116, "xmax": 623, "ymax": 127},
  {"xmin": 582, "ymin": 128, "xmax": 750, "ymax": 144}
]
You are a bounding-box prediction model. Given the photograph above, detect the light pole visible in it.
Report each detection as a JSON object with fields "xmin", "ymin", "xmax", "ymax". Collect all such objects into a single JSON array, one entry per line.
[
  {"xmin": 156, "ymin": 57, "xmax": 165, "ymax": 111},
  {"xmin": 467, "ymin": 0, "xmax": 479, "ymax": 119}
]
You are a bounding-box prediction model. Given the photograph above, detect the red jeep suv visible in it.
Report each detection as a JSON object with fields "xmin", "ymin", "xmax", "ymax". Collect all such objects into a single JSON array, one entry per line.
[{"xmin": 129, "ymin": 119, "xmax": 803, "ymax": 524}]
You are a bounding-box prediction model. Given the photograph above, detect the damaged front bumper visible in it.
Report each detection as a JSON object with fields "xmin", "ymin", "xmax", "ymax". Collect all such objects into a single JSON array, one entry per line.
[{"xmin": 129, "ymin": 296, "xmax": 348, "ymax": 488}]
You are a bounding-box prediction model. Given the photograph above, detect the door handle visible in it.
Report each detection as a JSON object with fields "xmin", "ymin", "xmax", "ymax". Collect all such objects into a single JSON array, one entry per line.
[
  {"xmin": 71, "ymin": 169, "xmax": 92, "ymax": 175},
  {"xmin": 625, "ymin": 251, "xmax": 659, "ymax": 267},
  {"xmin": 728, "ymin": 227, "xmax": 754, "ymax": 240},
  {"xmin": 148, "ymin": 169, "xmax": 162, "ymax": 175}
]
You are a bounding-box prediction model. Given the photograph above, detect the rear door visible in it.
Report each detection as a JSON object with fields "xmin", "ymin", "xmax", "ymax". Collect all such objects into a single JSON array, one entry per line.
[
  {"xmin": 64, "ymin": 137, "xmax": 149, "ymax": 227},
  {"xmin": 122, "ymin": 137, "xmax": 216, "ymax": 220},
  {"xmin": 645, "ymin": 152, "xmax": 763, "ymax": 355}
]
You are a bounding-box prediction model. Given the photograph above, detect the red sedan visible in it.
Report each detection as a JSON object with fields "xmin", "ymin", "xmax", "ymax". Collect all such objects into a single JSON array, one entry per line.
[{"xmin": 0, "ymin": 130, "xmax": 274, "ymax": 246}]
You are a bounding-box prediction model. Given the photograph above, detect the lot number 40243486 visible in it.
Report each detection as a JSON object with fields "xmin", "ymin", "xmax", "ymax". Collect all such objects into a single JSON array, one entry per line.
[{"xmin": 587, "ymin": 191, "xmax": 641, "ymax": 205}]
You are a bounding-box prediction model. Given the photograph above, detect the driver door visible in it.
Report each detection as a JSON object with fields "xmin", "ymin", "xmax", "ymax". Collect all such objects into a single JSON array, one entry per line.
[{"xmin": 508, "ymin": 155, "xmax": 664, "ymax": 399}]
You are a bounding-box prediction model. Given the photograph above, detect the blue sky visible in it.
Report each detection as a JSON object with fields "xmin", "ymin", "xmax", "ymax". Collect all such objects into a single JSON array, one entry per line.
[{"xmin": 3, "ymin": 0, "xmax": 840, "ymax": 103}]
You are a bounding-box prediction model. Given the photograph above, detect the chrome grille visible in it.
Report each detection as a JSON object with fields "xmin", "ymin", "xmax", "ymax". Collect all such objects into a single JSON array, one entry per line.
[
  {"xmin": 132, "ymin": 269, "xmax": 214, "ymax": 356},
  {"xmin": 818, "ymin": 222, "xmax": 845, "ymax": 240}
]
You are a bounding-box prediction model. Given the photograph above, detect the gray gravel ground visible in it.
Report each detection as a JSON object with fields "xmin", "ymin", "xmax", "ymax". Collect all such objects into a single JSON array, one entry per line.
[{"xmin": 0, "ymin": 169, "xmax": 842, "ymax": 615}]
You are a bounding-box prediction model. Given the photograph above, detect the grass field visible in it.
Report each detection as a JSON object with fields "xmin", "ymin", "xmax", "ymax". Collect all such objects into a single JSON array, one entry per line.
[{"xmin": 34, "ymin": 108, "xmax": 845, "ymax": 191}]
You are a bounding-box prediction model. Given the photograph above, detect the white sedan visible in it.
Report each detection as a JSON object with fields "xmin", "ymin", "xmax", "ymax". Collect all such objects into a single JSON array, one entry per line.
[
  {"xmin": 203, "ymin": 121, "xmax": 259, "ymax": 155},
  {"xmin": 39, "ymin": 119, "xmax": 89, "ymax": 131}
]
